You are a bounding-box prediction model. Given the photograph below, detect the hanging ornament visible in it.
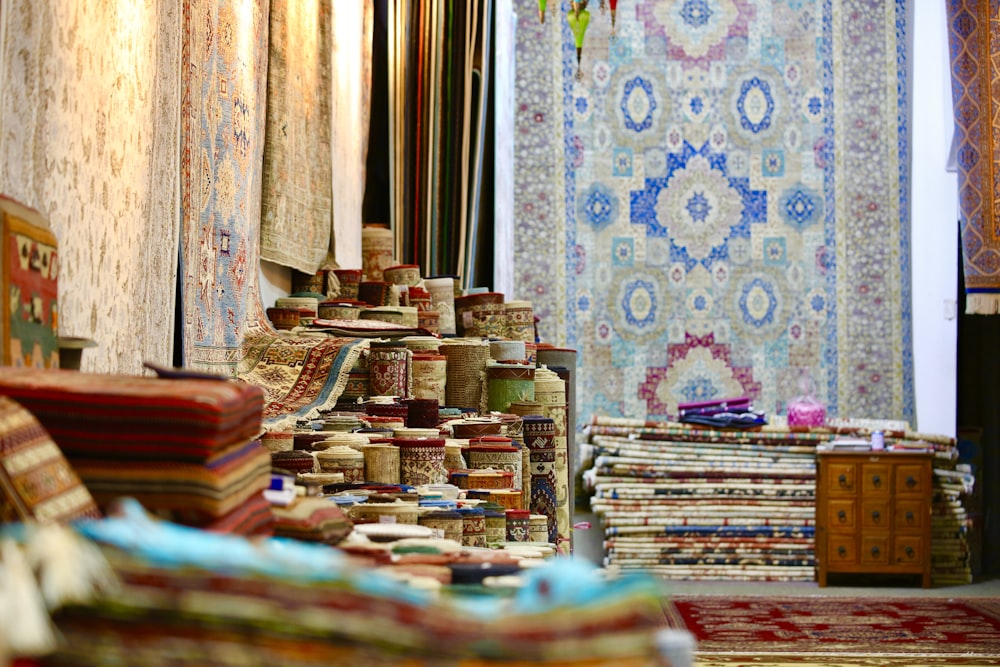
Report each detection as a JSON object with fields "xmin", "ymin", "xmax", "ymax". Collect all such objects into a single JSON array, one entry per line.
[
  {"xmin": 571, "ymin": 1, "xmax": 586, "ymax": 17},
  {"xmin": 538, "ymin": 0, "xmax": 547, "ymax": 23},
  {"xmin": 609, "ymin": 0, "xmax": 619, "ymax": 39},
  {"xmin": 567, "ymin": 3, "xmax": 591, "ymax": 81}
]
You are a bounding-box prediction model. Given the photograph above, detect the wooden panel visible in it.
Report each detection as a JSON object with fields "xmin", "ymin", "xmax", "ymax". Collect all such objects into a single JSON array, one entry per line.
[
  {"xmin": 895, "ymin": 500, "xmax": 925, "ymax": 532},
  {"xmin": 828, "ymin": 499, "xmax": 856, "ymax": 530},
  {"xmin": 861, "ymin": 463, "xmax": 891, "ymax": 495},
  {"xmin": 894, "ymin": 535, "xmax": 924, "ymax": 565},
  {"xmin": 827, "ymin": 534, "xmax": 857, "ymax": 565},
  {"xmin": 860, "ymin": 534, "xmax": 890, "ymax": 565},
  {"xmin": 827, "ymin": 462, "xmax": 856, "ymax": 496},
  {"xmin": 861, "ymin": 499, "xmax": 890, "ymax": 530},
  {"xmin": 895, "ymin": 463, "xmax": 927, "ymax": 495}
]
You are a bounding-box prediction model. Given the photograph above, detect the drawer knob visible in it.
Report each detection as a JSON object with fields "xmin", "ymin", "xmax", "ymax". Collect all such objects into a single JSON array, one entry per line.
[
  {"xmin": 906, "ymin": 476, "xmax": 917, "ymax": 488},
  {"xmin": 871, "ymin": 546, "xmax": 880, "ymax": 557},
  {"xmin": 872, "ymin": 474, "xmax": 881, "ymax": 487},
  {"xmin": 871, "ymin": 510, "xmax": 880, "ymax": 522},
  {"xmin": 838, "ymin": 510, "xmax": 847, "ymax": 522},
  {"xmin": 838, "ymin": 474, "xmax": 848, "ymax": 486},
  {"xmin": 906, "ymin": 511, "xmax": 914, "ymax": 522},
  {"xmin": 905, "ymin": 546, "xmax": 915, "ymax": 558},
  {"xmin": 838, "ymin": 546, "xmax": 847, "ymax": 557}
]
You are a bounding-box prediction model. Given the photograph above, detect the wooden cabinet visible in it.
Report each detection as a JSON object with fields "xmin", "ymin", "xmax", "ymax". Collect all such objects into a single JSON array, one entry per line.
[{"xmin": 815, "ymin": 451, "xmax": 932, "ymax": 587}]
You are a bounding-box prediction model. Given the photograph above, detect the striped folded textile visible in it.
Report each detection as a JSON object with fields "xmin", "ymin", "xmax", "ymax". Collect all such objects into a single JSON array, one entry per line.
[
  {"xmin": 199, "ymin": 491, "xmax": 274, "ymax": 536},
  {"xmin": 71, "ymin": 439, "xmax": 272, "ymax": 519},
  {"xmin": 0, "ymin": 368, "xmax": 264, "ymax": 461},
  {"xmin": 270, "ymin": 496, "xmax": 353, "ymax": 544}
]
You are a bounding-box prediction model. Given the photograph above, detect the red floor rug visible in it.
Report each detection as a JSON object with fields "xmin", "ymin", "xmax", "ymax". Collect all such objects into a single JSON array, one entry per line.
[{"xmin": 662, "ymin": 596, "xmax": 1000, "ymax": 666}]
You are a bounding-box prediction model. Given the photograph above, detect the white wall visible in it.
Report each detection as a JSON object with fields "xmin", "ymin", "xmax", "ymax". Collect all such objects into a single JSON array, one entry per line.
[{"xmin": 911, "ymin": 0, "xmax": 958, "ymax": 437}]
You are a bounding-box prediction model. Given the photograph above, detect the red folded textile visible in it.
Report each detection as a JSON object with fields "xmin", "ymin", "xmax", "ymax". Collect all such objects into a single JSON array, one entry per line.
[{"xmin": 0, "ymin": 368, "xmax": 264, "ymax": 461}]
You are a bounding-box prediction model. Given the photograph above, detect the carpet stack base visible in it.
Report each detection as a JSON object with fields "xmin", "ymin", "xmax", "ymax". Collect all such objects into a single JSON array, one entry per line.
[{"xmin": 584, "ymin": 416, "xmax": 972, "ymax": 586}]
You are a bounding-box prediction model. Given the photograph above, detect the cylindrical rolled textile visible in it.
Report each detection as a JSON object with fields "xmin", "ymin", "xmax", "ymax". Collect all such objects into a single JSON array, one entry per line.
[
  {"xmin": 350, "ymin": 500, "xmax": 419, "ymax": 525},
  {"xmin": 451, "ymin": 418, "xmax": 502, "ymax": 439},
  {"xmin": 467, "ymin": 443, "xmax": 522, "ymax": 492},
  {"xmin": 444, "ymin": 441, "xmax": 466, "ymax": 470},
  {"xmin": 424, "ymin": 276, "xmax": 457, "ymax": 335},
  {"xmin": 504, "ymin": 300, "xmax": 535, "ymax": 342},
  {"xmin": 489, "ymin": 340, "xmax": 526, "ymax": 363},
  {"xmin": 454, "ymin": 292, "xmax": 506, "ymax": 338},
  {"xmin": 532, "ymin": 366, "xmax": 569, "ymax": 554},
  {"xmin": 359, "ymin": 306, "xmax": 404, "ymax": 325},
  {"xmin": 482, "ymin": 502, "xmax": 508, "ymax": 548},
  {"xmin": 521, "ymin": 415, "xmax": 557, "ymax": 544},
  {"xmin": 417, "ymin": 310, "xmax": 440, "ymax": 334},
  {"xmin": 315, "ymin": 446, "xmax": 365, "ymax": 482},
  {"xmin": 439, "ymin": 338, "xmax": 490, "ymax": 410},
  {"xmin": 401, "ymin": 336, "xmax": 442, "ymax": 353},
  {"xmin": 456, "ymin": 506, "xmax": 487, "ymax": 548},
  {"xmin": 508, "ymin": 400, "xmax": 545, "ymax": 418},
  {"xmin": 505, "ymin": 509, "xmax": 531, "ymax": 543},
  {"xmin": 322, "ymin": 414, "xmax": 364, "ymax": 432},
  {"xmin": 396, "ymin": 306, "xmax": 419, "ymax": 328},
  {"xmin": 529, "ymin": 514, "xmax": 549, "ymax": 543},
  {"xmin": 395, "ymin": 437, "xmax": 447, "ymax": 486},
  {"xmin": 271, "ymin": 450, "xmax": 317, "ymax": 474},
  {"xmin": 407, "ymin": 286, "xmax": 432, "ymax": 311},
  {"xmin": 361, "ymin": 225, "xmax": 394, "ymax": 281},
  {"xmin": 261, "ymin": 431, "xmax": 294, "ymax": 453},
  {"xmin": 404, "ymin": 398, "xmax": 439, "ymax": 428},
  {"xmin": 318, "ymin": 301, "xmax": 363, "ymax": 320},
  {"xmin": 331, "ymin": 268, "xmax": 363, "ymax": 300},
  {"xmin": 410, "ymin": 353, "xmax": 447, "ymax": 405},
  {"xmin": 485, "ymin": 362, "xmax": 535, "ymax": 413},
  {"xmin": 291, "ymin": 269, "xmax": 327, "ymax": 295},
  {"xmin": 382, "ymin": 264, "xmax": 422, "ymax": 287},
  {"xmin": 358, "ymin": 281, "xmax": 392, "ymax": 307},
  {"xmin": 418, "ymin": 510, "xmax": 463, "ymax": 542},
  {"xmin": 367, "ymin": 342, "xmax": 411, "ymax": 398},
  {"xmin": 312, "ymin": 432, "xmax": 369, "ymax": 452},
  {"xmin": 363, "ymin": 443, "xmax": 401, "ymax": 484}
]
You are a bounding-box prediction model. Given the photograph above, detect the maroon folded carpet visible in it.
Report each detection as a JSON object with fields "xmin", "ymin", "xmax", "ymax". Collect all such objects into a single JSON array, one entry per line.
[{"xmin": 0, "ymin": 368, "xmax": 264, "ymax": 461}]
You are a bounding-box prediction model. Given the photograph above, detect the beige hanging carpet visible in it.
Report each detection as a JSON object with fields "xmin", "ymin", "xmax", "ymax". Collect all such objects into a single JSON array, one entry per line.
[{"xmin": 259, "ymin": 0, "xmax": 333, "ymax": 274}]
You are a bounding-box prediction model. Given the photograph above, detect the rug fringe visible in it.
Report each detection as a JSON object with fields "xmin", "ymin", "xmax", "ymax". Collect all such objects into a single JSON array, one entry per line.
[{"xmin": 965, "ymin": 293, "xmax": 1000, "ymax": 314}]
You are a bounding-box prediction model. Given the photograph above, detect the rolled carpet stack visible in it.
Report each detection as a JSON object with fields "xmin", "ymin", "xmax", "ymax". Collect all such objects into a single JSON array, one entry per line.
[{"xmin": 0, "ymin": 368, "xmax": 273, "ymax": 535}]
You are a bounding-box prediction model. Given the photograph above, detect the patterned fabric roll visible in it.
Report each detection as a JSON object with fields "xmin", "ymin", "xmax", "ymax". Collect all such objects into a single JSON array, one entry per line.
[
  {"xmin": 439, "ymin": 339, "xmax": 490, "ymax": 410},
  {"xmin": 505, "ymin": 508, "xmax": 531, "ymax": 543},
  {"xmin": 367, "ymin": 342, "xmax": 411, "ymax": 398},
  {"xmin": 508, "ymin": 400, "xmax": 546, "ymax": 418},
  {"xmin": 534, "ymin": 366, "xmax": 569, "ymax": 554},
  {"xmin": 359, "ymin": 306, "xmax": 405, "ymax": 324},
  {"xmin": 410, "ymin": 353, "xmax": 447, "ymax": 405},
  {"xmin": 315, "ymin": 446, "xmax": 364, "ymax": 483},
  {"xmin": 331, "ymin": 268, "xmax": 363, "ymax": 300},
  {"xmin": 404, "ymin": 398, "xmax": 440, "ymax": 428},
  {"xmin": 504, "ymin": 300, "xmax": 535, "ymax": 342},
  {"xmin": 418, "ymin": 509, "xmax": 463, "ymax": 542},
  {"xmin": 521, "ymin": 414, "xmax": 557, "ymax": 545},
  {"xmin": 395, "ymin": 437, "xmax": 447, "ymax": 486},
  {"xmin": 454, "ymin": 292, "xmax": 506, "ymax": 338},
  {"xmin": 312, "ymin": 432, "xmax": 369, "ymax": 452},
  {"xmin": 467, "ymin": 443, "xmax": 523, "ymax": 492},
  {"xmin": 424, "ymin": 276, "xmax": 457, "ymax": 335},
  {"xmin": 362, "ymin": 444, "xmax": 401, "ymax": 484},
  {"xmin": 360, "ymin": 225, "xmax": 394, "ymax": 281},
  {"xmin": 260, "ymin": 430, "xmax": 294, "ymax": 453},
  {"xmin": 382, "ymin": 264, "xmax": 422, "ymax": 287},
  {"xmin": 407, "ymin": 286, "xmax": 432, "ymax": 311},
  {"xmin": 358, "ymin": 281, "xmax": 391, "ymax": 307},
  {"xmin": 400, "ymin": 336, "xmax": 442, "ymax": 353},
  {"xmin": 489, "ymin": 340, "xmax": 526, "ymax": 363},
  {"xmin": 416, "ymin": 310, "xmax": 440, "ymax": 333},
  {"xmin": 291, "ymin": 269, "xmax": 327, "ymax": 295},
  {"xmin": 482, "ymin": 502, "xmax": 507, "ymax": 548},
  {"xmin": 529, "ymin": 513, "xmax": 549, "ymax": 543},
  {"xmin": 456, "ymin": 506, "xmax": 487, "ymax": 548},
  {"xmin": 485, "ymin": 362, "xmax": 536, "ymax": 413}
]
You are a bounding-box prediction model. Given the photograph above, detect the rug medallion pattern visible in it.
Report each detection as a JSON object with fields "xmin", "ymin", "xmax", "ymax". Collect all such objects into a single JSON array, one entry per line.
[{"xmin": 513, "ymin": 0, "xmax": 914, "ymax": 425}]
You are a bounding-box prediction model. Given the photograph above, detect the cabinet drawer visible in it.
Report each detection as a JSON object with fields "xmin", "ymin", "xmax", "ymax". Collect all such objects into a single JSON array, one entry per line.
[
  {"xmin": 895, "ymin": 464, "xmax": 926, "ymax": 495},
  {"xmin": 827, "ymin": 463, "xmax": 856, "ymax": 496},
  {"xmin": 827, "ymin": 535, "xmax": 857, "ymax": 565},
  {"xmin": 894, "ymin": 536, "xmax": 924, "ymax": 565},
  {"xmin": 895, "ymin": 500, "xmax": 925, "ymax": 532},
  {"xmin": 860, "ymin": 535, "xmax": 890, "ymax": 564},
  {"xmin": 861, "ymin": 500, "xmax": 890, "ymax": 530},
  {"xmin": 861, "ymin": 463, "xmax": 891, "ymax": 496},
  {"xmin": 828, "ymin": 500, "xmax": 856, "ymax": 529}
]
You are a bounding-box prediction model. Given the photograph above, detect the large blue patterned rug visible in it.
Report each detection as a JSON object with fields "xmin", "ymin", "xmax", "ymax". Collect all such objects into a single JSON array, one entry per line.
[{"xmin": 514, "ymin": 0, "xmax": 913, "ymax": 425}]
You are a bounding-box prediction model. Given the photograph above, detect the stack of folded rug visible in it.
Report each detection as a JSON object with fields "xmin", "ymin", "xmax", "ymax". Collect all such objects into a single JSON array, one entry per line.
[{"xmin": 0, "ymin": 368, "xmax": 273, "ymax": 535}]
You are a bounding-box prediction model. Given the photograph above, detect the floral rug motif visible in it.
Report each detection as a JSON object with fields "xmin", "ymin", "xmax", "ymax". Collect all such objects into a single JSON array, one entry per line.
[
  {"xmin": 513, "ymin": 0, "xmax": 914, "ymax": 425},
  {"xmin": 662, "ymin": 596, "xmax": 1000, "ymax": 663}
]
